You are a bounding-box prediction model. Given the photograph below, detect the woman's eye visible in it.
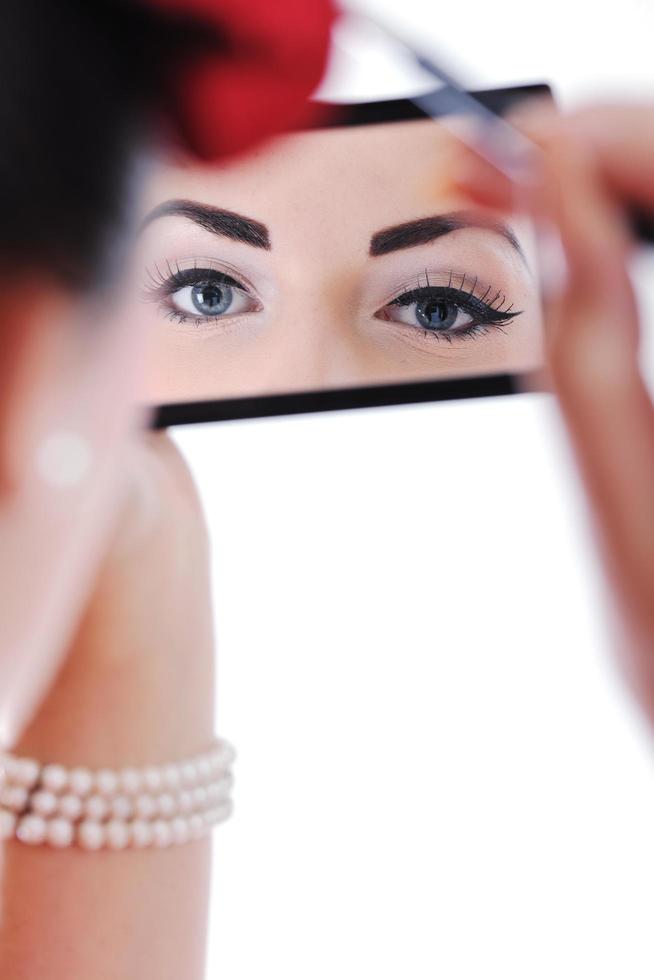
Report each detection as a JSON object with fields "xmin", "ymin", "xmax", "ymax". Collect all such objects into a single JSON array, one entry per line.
[
  {"xmin": 375, "ymin": 285, "xmax": 520, "ymax": 339},
  {"xmin": 385, "ymin": 296, "xmax": 473, "ymax": 332},
  {"xmin": 170, "ymin": 279, "xmax": 257, "ymax": 319}
]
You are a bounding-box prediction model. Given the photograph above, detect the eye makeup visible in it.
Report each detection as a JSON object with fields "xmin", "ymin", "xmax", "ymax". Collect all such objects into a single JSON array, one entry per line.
[
  {"xmin": 143, "ymin": 256, "xmax": 522, "ymax": 348},
  {"xmin": 143, "ymin": 258, "xmax": 263, "ymax": 328},
  {"xmin": 374, "ymin": 270, "xmax": 522, "ymax": 343}
]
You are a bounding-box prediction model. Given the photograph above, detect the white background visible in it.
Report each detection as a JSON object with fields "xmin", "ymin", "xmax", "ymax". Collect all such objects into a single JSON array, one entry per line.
[{"xmin": 173, "ymin": 3, "xmax": 654, "ymax": 976}]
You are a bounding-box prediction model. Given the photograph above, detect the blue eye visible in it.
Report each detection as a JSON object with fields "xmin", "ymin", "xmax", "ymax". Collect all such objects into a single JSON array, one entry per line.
[
  {"xmin": 170, "ymin": 279, "xmax": 258, "ymax": 320},
  {"xmin": 376, "ymin": 282, "xmax": 521, "ymax": 340},
  {"xmin": 413, "ymin": 296, "xmax": 469, "ymax": 331},
  {"xmin": 145, "ymin": 266, "xmax": 261, "ymax": 323},
  {"xmin": 188, "ymin": 282, "xmax": 235, "ymax": 317}
]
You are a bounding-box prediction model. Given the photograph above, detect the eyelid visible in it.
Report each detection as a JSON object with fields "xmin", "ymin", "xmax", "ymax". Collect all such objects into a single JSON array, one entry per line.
[
  {"xmin": 143, "ymin": 256, "xmax": 262, "ymax": 301},
  {"xmin": 372, "ymin": 267, "xmax": 522, "ymax": 343},
  {"xmin": 376, "ymin": 269, "xmax": 506, "ymax": 310}
]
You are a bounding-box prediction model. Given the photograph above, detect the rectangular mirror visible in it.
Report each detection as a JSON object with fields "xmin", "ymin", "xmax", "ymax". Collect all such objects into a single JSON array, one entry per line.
[{"xmin": 138, "ymin": 84, "xmax": 551, "ymax": 427}]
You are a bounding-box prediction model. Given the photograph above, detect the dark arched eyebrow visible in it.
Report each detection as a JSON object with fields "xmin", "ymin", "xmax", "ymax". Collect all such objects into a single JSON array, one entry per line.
[
  {"xmin": 369, "ymin": 212, "xmax": 525, "ymax": 262},
  {"xmin": 141, "ymin": 199, "xmax": 271, "ymax": 250}
]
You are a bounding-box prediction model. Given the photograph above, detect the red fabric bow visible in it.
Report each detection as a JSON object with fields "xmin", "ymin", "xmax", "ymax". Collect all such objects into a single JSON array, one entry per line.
[{"xmin": 142, "ymin": 0, "xmax": 338, "ymax": 160}]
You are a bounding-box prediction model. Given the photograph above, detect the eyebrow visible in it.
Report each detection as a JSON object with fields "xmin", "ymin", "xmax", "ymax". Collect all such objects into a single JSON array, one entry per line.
[
  {"xmin": 142, "ymin": 199, "xmax": 271, "ymax": 250},
  {"xmin": 369, "ymin": 212, "xmax": 525, "ymax": 261}
]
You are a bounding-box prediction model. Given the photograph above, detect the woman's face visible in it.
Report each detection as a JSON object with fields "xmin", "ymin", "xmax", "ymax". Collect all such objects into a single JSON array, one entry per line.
[{"xmin": 136, "ymin": 118, "xmax": 543, "ymax": 403}]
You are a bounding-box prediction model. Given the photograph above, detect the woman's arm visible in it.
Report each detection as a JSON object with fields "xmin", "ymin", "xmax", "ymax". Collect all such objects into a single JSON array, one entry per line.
[
  {"xmin": 454, "ymin": 105, "xmax": 654, "ymax": 723},
  {"xmin": 0, "ymin": 434, "xmax": 217, "ymax": 980}
]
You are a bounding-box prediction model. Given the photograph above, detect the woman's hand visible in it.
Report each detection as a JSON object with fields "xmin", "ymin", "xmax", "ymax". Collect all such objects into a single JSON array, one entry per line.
[{"xmin": 456, "ymin": 105, "xmax": 654, "ymax": 723}]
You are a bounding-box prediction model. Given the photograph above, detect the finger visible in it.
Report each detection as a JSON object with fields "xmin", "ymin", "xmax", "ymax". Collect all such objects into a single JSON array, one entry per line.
[
  {"xmin": 571, "ymin": 105, "xmax": 654, "ymax": 213},
  {"xmin": 447, "ymin": 99, "xmax": 559, "ymax": 212},
  {"xmin": 451, "ymin": 104, "xmax": 654, "ymax": 224}
]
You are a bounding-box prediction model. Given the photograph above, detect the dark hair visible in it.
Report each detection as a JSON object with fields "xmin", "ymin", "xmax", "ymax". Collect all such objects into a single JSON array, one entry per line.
[{"xmin": 0, "ymin": 0, "xmax": 215, "ymax": 290}]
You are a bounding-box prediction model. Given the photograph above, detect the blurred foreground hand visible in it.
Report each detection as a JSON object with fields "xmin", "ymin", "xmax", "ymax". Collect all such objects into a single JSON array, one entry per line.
[{"xmin": 456, "ymin": 105, "xmax": 654, "ymax": 725}]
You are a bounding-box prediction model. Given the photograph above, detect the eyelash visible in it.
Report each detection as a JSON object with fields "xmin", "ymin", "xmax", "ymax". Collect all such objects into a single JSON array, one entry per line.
[
  {"xmin": 376, "ymin": 271, "xmax": 522, "ymax": 342},
  {"xmin": 144, "ymin": 263, "xmax": 255, "ymax": 325}
]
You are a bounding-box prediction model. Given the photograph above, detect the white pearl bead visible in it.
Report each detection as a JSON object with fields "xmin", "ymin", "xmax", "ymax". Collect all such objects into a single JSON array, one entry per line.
[
  {"xmin": 1, "ymin": 785, "xmax": 28, "ymax": 811},
  {"xmin": 207, "ymin": 779, "xmax": 230, "ymax": 805},
  {"xmin": 171, "ymin": 817, "xmax": 189, "ymax": 845},
  {"xmin": 134, "ymin": 794, "xmax": 157, "ymax": 820},
  {"xmin": 0, "ymin": 808, "xmax": 17, "ymax": 839},
  {"xmin": 16, "ymin": 814, "xmax": 47, "ymax": 845},
  {"xmin": 119, "ymin": 768, "xmax": 142, "ymax": 795},
  {"xmin": 4, "ymin": 756, "xmax": 22, "ymax": 783},
  {"xmin": 95, "ymin": 768, "xmax": 119, "ymax": 797},
  {"xmin": 59, "ymin": 794, "xmax": 84, "ymax": 821},
  {"xmin": 12, "ymin": 758, "xmax": 40, "ymax": 788},
  {"xmin": 152, "ymin": 820, "xmax": 172, "ymax": 848},
  {"xmin": 196, "ymin": 756, "xmax": 212, "ymax": 781},
  {"xmin": 47, "ymin": 818, "xmax": 74, "ymax": 848},
  {"xmin": 105, "ymin": 820, "xmax": 129, "ymax": 850},
  {"xmin": 178, "ymin": 790, "xmax": 193, "ymax": 815},
  {"xmin": 41, "ymin": 764, "xmax": 68, "ymax": 793},
  {"xmin": 142, "ymin": 767, "xmax": 162, "ymax": 793},
  {"xmin": 192, "ymin": 786, "xmax": 208, "ymax": 810},
  {"xmin": 162, "ymin": 765, "xmax": 181, "ymax": 791},
  {"xmin": 78, "ymin": 820, "xmax": 105, "ymax": 850},
  {"xmin": 31, "ymin": 789, "xmax": 58, "ymax": 817},
  {"xmin": 129, "ymin": 819, "xmax": 154, "ymax": 848},
  {"xmin": 180, "ymin": 762, "xmax": 198, "ymax": 787},
  {"xmin": 69, "ymin": 767, "xmax": 93, "ymax": 797},
  {"xmin": 155, "ymin": 793, "xmax": 175, "ymax": 818},
  {"xmin": 188, "ymin": 814, "xmax": 204, "ymax": 839},
  {"xmin": 85, "ymin": 794, "xmax": 109, "ymax": 821},
  {"xmin": 110, "ymin": 795, "xmax": 133, "ymax": 821}
]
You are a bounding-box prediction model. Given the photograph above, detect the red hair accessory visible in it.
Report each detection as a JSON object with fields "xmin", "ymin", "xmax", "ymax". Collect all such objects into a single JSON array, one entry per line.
[{"xmin": 142, "ymin": 0, "xmax": 338, "ymax": 160}]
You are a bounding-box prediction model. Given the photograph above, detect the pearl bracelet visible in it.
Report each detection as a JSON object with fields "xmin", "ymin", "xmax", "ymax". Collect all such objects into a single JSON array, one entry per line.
[{"xmin": 0, "ymin": 739, "xmax": 235, "ymax": 850}]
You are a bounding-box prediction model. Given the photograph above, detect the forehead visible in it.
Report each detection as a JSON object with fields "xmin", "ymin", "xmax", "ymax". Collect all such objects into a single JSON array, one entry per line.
[{"xmin": 145, "ymin": 118, "xmax": 466, "ymax": 237}]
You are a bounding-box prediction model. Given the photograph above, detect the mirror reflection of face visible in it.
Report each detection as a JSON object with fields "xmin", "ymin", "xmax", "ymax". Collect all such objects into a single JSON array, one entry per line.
[{"xmin": 135, "ymin": 118, "xmax": 543, "ymax": 403}]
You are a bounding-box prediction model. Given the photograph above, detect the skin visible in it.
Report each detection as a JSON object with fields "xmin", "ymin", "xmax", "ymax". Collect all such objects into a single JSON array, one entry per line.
[
  {"xmin": 135, "ymin": 118, "xmax": 543, "ymax": 403},
  {"xmin": 0, "ymin": 434, "xmax": 215, "ymax": 980},
  {"xmin": 0, "ymin": 230, "xmax": 214, "ymax": 977}
]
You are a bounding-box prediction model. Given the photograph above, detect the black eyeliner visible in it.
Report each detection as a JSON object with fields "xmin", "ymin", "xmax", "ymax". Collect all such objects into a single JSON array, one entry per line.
[
  {"xmin": 390, "ymin": 285, "xmax": 522, "ymax": 325},
  {"xmin": 147, "ymin": 267, "xmax": 247, "ymax": 298}
]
